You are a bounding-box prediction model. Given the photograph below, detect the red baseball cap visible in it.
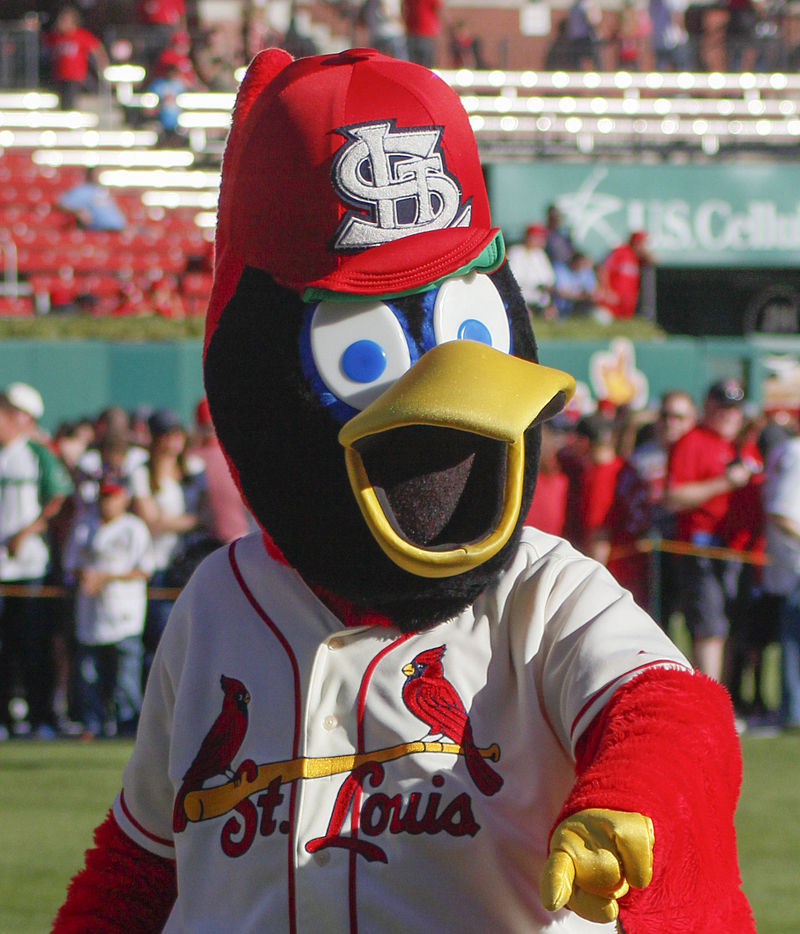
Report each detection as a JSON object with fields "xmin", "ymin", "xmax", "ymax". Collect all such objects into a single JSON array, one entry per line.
[
  {"xmin": 99, "ymin": 479, "xmax": 128, "ymax": 496},
  {"xmin": 222, "ymin": 48, "xmax": 503, "ymax": 301},
  {"xmin": 526, "ymin": 223, "xmax": 547, "ymax": 237}
]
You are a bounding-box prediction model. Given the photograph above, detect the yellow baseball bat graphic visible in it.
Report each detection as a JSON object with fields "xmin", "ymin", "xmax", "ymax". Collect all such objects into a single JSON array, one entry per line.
[{"xmin": 183, "ymin": 741, "xmax": 501, "ymax": 823}]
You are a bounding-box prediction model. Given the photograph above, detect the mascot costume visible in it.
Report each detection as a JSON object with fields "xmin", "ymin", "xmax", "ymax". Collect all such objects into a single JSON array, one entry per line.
[{"xmin": 53, "ymin": 49, "xmax": 755, "ymax": 934}]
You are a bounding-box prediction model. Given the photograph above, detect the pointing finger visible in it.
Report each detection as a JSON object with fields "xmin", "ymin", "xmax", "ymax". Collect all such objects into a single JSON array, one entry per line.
[{"xmin": 540, "ymin": 849, "xmax": 576, "ymax": 912}]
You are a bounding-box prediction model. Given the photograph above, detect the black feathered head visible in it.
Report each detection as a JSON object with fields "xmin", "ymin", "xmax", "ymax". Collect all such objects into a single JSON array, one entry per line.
[{"xmin": 204, "ymin": 49, "xmax": 574, "ymax": 630}]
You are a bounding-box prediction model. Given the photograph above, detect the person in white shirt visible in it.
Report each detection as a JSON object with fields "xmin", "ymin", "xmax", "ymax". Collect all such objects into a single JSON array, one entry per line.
[
  {"xmin": 506, "ymin": 223, "xmax": 556, "ymax": 320},
  {"xmin": 65, "ymin": 479, "xmax": 154, "ymax": 738},
  {"xmin": 0, "ymin": 382, "xmax": 73, "ymax": 739}
]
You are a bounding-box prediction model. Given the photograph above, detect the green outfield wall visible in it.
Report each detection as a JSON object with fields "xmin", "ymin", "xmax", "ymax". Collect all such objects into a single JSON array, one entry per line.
[{"xmin": 4, "ymin": 335, "xmax": 800, "ymax": 432}]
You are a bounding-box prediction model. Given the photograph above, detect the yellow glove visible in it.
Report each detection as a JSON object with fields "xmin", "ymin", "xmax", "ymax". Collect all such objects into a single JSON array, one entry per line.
[{"xmin": 540, "ymin": 808, "xmax": 655, "ymax": 924}]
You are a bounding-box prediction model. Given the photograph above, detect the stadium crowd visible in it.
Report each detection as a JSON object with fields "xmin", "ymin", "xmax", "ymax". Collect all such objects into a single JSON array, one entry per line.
[
  {"xmin": 3, "ymin": 0, "xmax": 800, "ymax": 109},
  {"xmin": 1, "ymin": 373, "xmax": 799, "ymax": 743},
  {"xmin": 0, "ymin": 383, "xmax": 254, "ymax": 742}
]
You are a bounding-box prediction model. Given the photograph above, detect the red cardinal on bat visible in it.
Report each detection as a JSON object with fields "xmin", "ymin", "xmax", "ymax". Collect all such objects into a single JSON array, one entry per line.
[
  {"xmin": 402, "ymin": 645, "xmax": 503, "ymax": 796},
  {"xmin": 172, "ymin": 675, "xmax": 251, "ymax": 832}
]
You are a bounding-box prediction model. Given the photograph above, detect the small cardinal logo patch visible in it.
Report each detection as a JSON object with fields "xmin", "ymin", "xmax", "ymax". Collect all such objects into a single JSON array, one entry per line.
[
  {"xmin": 402, "ymin": 645, "xmax": 503, "ymax": 796},
  {"xmin": 331, "ymin": 120, "xmax": 473, "ymax": 250}
]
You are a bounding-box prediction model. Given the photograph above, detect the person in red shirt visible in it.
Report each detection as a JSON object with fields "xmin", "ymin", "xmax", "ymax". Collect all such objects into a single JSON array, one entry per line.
[
  {"xmin": 524, "ymin": 420, "xmax": 569, "ymax": 536},
  {"xmin": 569, "ymin": 411, "xmax": 655, "ymax": 609},
  {"xmin": 402, "ymin": 0, "xmax": 443, "ymax": 67},
  {"xmin": 665, "ymin": 379, "xmax": 761, "ymax": 682},
  {"xmin": 596, "ymin": 230, "xmax": 652, "ymax": 321},
  {"xmin": 44, "ymin": 6, "xmax": 109, "ymax": 111}
]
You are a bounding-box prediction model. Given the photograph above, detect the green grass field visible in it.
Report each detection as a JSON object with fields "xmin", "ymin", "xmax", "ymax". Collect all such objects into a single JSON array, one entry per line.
[{"xmin": 1, "ymin": 734, "xmax": 798, "ymax": 933}]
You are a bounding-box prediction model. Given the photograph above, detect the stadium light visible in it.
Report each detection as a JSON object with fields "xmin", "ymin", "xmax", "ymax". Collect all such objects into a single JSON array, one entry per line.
[
  {"xmin": 0, "ymin": 111, "xmax": 98, "ymax": 128},
  {"xmin": 142, "ymin": 190, "xmax": 220, "ymax": 208},
  {"xmin": 0, "ymin": 92, "xmax": 59, "ymax": 109},
  {"xmin": 176, "ymin": 93, "xmax": 236, "ymax": 110},
  {"xmin": 0, "ymin": 130, "xmax": 158, "ymax": 149},
  {"xmin": 97, "ymin": 168, "xmax": 221, "ymax": 189},
  {"xmin": 32, "ymin": 149, "xmax": 195, "ymax": 168}
]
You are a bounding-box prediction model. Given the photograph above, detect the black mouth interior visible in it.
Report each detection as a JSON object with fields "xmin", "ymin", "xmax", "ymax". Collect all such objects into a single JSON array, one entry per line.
[{"xmin": 353, "ymin": 425, "xmax": 508, "ymax": 549}]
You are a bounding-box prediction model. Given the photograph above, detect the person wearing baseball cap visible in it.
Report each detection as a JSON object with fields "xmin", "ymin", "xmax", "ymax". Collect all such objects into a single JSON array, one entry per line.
[
  {"xmin": 63, "ymin": 471, "xmax": 154, "ymax": 740},
  {"xmin": 0, "ymin": 381, "xmax": 73, "ymax": 739},
  {"xmin": 506, "ymin": 222, "xmax": 556, "ymax": 319},
  {"xmin": 0, "ymin": 381, "xmax": 44, "ymax": 422},
  {"xmin": 665, "ymin": 377, "xmax": 762, "ymax": 684},
  {"xmin": 596, "ymin": 229, "xmax": 652, "ymax": 321}
]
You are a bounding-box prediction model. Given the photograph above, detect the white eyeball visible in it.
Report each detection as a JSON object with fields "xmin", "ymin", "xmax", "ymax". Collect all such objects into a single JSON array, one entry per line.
[
  {"xmin": 310, "ymin": 299, "xmax": 412, "ymax": 411},
  {"xmin": 432, "ymin": 272, "xmax": 511, "ymax": 353}
]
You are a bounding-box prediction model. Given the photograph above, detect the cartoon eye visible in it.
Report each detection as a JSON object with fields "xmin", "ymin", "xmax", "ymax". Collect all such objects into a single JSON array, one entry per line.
[
  {"xmin": 310, "ymin": 299, "xmax": 413, "ymax": 411},
  {"xmin": 432, "ymin": 272, "xmax": 511, "ymax": 353}
]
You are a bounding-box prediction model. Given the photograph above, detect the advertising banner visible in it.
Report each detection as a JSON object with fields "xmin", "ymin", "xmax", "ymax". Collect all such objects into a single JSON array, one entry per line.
[{"xmin": 489, "ymin": 162, "xmax": 800, "ymax": 268}]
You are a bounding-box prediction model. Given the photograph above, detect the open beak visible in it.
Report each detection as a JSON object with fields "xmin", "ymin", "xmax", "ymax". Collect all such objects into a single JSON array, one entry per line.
[{"xmin": 338, "ymin": 340, "xmax": 574, "ymax": 578}]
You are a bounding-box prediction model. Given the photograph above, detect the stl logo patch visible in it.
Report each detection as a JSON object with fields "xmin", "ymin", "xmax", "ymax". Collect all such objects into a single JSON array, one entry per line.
[{"xmin": 331, "ymin": 120, "xmax": 472, "ymax": 250}]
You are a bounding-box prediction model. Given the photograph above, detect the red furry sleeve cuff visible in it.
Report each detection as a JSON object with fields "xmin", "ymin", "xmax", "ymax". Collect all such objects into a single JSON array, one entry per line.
[
  {"xmin": 52, "ymin": 809, "xmax": 176, "ymax": 934},
  {"xmin": 559, "ymin": 666, "xmax": 755, "ymax": 934}
]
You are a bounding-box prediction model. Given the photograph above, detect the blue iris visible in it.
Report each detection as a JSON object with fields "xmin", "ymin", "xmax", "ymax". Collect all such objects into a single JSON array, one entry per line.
[
  {"xmin": 458, "ymin": 318, "xmax": 492, "ymax": 345},
  {"xmin": 341, "ymin": 339, "xmax": 387, "ymax": 383}
]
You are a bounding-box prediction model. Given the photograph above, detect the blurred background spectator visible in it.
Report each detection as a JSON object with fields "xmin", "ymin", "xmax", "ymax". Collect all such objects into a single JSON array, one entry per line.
[
  {"xmin": 0, "ymin": 383, "xmax": 72, "ymax": 740},
  {"xmin": 762, "ymin": 420, "xmax": 800, "ymax": 731},
  {"xmin": 649, "ymin": 0, "xmax": 690, "ymax": 70},
  {"xmin": 402, "ymin": 0, "xmax": 443, "ymax": 67},
  {"xmin": 543, "ymin": 205, "xmax": 576, "ymax": 270},
  {"xmin": 564, "ymin": 0, "xmax": 604, "ymax": 69},
  {"xmin": 57, "ymin": 167, "xmax": 126, "ymax": 232},
  {"xmin": 596, "ymin": 231, "xmax": 653, "ymax": 323},
  {"xmin": 359, "ymin": 0, "xmax": 407, "ymax": 58},
  {"xmin": 146, "ymin": 63, "xmax": 189, "ymax": 148},
  {"xmin": 525, "ymin": 419, "xmax": 570, "ymax": 537},
  {"xmin": 552, "ymin": 250, "xmax": 599, "ymax": 319},
  {"xmin": 64, "ymin": 478, "xmax": 153, "ymax": 740},
  {"xmin": 664, "ymin": 379, "xmax": 762, "ymax": 683},
  {"xmin": 43, "ymin": 5, "xmax": 109, "ymax": 111},
  {"xmin": 130, "ymin": 408, "xmax": 208, "ymax": 683},
  {"xmin": 506, "ymin": 223, "xmax": 556, "ymax": 321},
  {"xmin": 187, "ymin": 397, "xmax": 252, "ymax": 545}
]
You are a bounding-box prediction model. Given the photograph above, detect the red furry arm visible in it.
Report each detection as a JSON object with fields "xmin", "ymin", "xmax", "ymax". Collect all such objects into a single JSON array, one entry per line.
[
  {"xmin": 52, "ymin": 810, "xmax": 176, "ymax": 934},
  {"xmin": 559, "ymin": 666, "xmax": 755, "ymax": 934}
]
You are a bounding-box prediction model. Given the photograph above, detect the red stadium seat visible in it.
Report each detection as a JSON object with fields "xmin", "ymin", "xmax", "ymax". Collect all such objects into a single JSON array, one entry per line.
[{"xmin": 0, "ymin": 295, "xmax": 35, "ymax": 317}]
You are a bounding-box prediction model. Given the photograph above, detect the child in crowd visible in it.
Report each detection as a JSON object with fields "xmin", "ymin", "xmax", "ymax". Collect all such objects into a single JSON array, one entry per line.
[{"xmin": 64, "ymin": 479, "xmax": 154, "ymax": 739}]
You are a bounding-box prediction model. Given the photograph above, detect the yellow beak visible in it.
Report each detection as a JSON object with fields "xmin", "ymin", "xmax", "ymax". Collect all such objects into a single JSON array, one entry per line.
[
  {"xmin": 338, "ymin": 340, "xmax": 575, "ymax": 578},
  {"xmin": 402, "ymin": 663, "xmax": 415, "ymax": 676}
]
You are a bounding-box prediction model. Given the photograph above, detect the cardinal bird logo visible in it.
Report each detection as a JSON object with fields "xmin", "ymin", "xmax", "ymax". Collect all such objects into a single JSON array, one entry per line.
[
  {"xmin": 402, "ymin": 645, "xmax": 503, "ymax": 796},
  {"xmin": 173, "ymin": 675, "xmax": 253, "ymax": 832}
]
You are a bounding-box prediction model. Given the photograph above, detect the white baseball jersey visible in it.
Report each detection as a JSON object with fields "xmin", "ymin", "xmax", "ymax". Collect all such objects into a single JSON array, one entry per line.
[
  {"xmin": 114, "ymin": 526, "xmax": 690, "ymax": 934},
  {"xmin": 65, "ymin": 511, "xmax": 154, "ymax": 645}
]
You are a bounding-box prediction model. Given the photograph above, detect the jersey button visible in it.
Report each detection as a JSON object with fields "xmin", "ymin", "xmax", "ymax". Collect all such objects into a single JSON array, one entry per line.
[{"xmin": 322, "ymin": 714, "xmax": 339, "ymax": 731}]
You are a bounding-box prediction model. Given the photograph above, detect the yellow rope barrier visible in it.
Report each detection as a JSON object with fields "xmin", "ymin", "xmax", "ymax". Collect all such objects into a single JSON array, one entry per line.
[{"xmin": 0, "ymin": 538, "xmax": 768, "ymax": 598}]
